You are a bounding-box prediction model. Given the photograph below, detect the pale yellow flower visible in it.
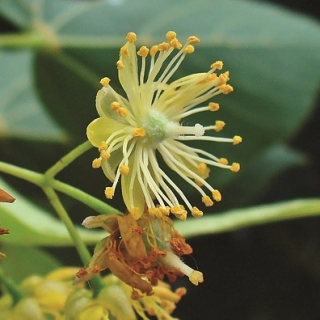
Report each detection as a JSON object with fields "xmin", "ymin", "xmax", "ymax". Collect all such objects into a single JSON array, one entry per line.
[{"xmin": 87, "ymin": 31, "xmax": 241, "ymax": 220}]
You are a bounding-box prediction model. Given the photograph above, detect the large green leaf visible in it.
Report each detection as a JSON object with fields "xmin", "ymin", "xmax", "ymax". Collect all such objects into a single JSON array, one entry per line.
[
  {"xmin": 0, "ymin": 50, "xmax": 65, "ymax": 141},
  {"xmin": 0, "ymin": 177, "xmax": 105, "ymax": 246},
  {"xmin": 0, "ymin": 245, "xmax": 61, "ymax": 283}
]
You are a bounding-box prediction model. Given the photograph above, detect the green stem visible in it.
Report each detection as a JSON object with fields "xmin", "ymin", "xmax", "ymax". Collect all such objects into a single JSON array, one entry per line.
[
  {"xmin": 45, "ymin": 141, "xmax": 92, "ymax": 178},
  {"xmin": 0, "ymin": 267, "xmax": 25, "ymax": 305},
  {"xmin": 0, "ymin": 32, "xmax": 48, "ymax": 49},
  {"xmin": 176, "ymin": 198, "xmax": 320, "ymax": 238},
  {"xmin": 0, "ymin": 161, "xmax": 118, "ymax": 214},
  {"xmin": 42, "ymin": 187, "xmax": 104, "ymax": 293}
]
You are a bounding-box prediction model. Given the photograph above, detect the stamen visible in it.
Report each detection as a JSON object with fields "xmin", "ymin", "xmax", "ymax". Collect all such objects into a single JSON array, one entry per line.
[
  {"xmin": 230, "ymin": 162, "xmax": 240, "ymax": 172},
  {"xmin": 126, "ymin": 32, "xmax": 137, "ymax": 43},
  {"xmin": 183, "ymin": 45, "xmax": 195, "ymax": 54},
  {"xmin": 137, "ymin": 46, "xmax": 149, "ymax": 58},
  {"xmin": 219, "ymin": 84, "xmax": 234, "ymax": 94},
  {"xmin": 212, "ymin": 190, "xmax": 222, "ymax": 202},
  {"xmin": 98, "ymin": 141, "xmax": 108, "ymax": 151},
  {"xmin": 133, "ymin": 127, "xmax": 146, "ymax": 138},
  {"xmin": 214, "ymin": 120, "xmax": 226, "ymax": 132},
  {"xmin": 105, "ymin": 187, "xmax": 114, "ymax": 199},
  {"xmin": 233, "ymin": 135, "xmax": 242, "ymax": 145},
  {"xmin": 100, "ymin": 77, "xmax": 110, "ymax": 86},
  {"xmin": 188, "ymin": 36, "xmax": 200, "ymax": 44},
  {"xmin": 119, "ymin": 165, "xmax": 130, "ymax": 175},
  {"xmin": 150, "ymin": 45, "xmax": 159, "ymax": 57},
  {"xmin": 202, "ymin": 195, "xmax": 213, "ymax": 207},
  {"xmin": 197, "ymin": 163, "xmax": 208, "ymax": 176},
  {"xmin": 192, "ymin": 207, "xmax": 203, "ymax": 218},
  {"xmin": 208, "ymin": 102, "xmax": 220, "ymax": 111},
  {"xmin": 211, "ymin": 61, "xmax": 223, "ymax": 70},
  {"xmin": 116, "ymin": 60, "xmax": 125, "ymax": 69},
  {"xmin": 92, "ymin": 158, "xmax": 101, "ymax": 169},
  {"xmin": 166, "ymin": 31, "xmax": 177, "ymax": 41},
  {"xmin": 219, "ymin": 158, "xmax": 229, "ymax": 165}
]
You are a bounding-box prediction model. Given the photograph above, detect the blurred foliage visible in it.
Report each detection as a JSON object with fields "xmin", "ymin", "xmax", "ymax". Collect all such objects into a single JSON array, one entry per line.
[{"xmin": 0, "ymin": 0, "xmax": 319, "ymax": 319}]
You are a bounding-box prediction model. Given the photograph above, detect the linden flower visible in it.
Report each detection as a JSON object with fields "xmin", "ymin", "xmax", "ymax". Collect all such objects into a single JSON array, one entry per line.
[
  {"xmin": 0, "ymin": 267, "xmax": 82, "ymax": 320},
  {"xmin": 74, "ymin": 212, "xmax": 203, "ymax": 293},
  {"xmin": 66, "ymin": 274, "xmax": 186, "ymax": 320},
  {"xmin": 87, "ymin": 31, "xmax": 242, "ymax": 220}
]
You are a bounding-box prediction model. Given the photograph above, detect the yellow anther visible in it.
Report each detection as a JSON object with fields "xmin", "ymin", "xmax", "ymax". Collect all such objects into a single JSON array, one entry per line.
[
  {"xmin": 117, "ymin": 107, "xmax": 127, "ymax": 117},
  {"xmin": 175, "ymin": 210, "xmax": 187, "ymax": 221},
  {"xmin": 214, "ymin": 120, "xmax": 225, "ymax": 132},
  {"xmin": 137, "ymin": 46, "xmax": 149, "ymax": 57},
  {"xmin": 166, "ymin": 31, "xmax": 177, "ymax": 41},
  {"xmin": 100, "ymin": 150, "xmax": 110, "ymax": 161},
  {"xmin": 170, "ymin": 38, "xmax": 182, "ymax": 49},
  {"xmin": 183, "ymin": 45, "xmax": 195, "ymax": 54},
  {"xmin": 148, "ymin": 207, "xmax": 162, "ymax": 217},
  {"xmin": 211, "ymin": 61, "xmax": 223, "ymax": 70},
  {"xmin": 230, "ymin": 162, "xmax": 240, "ymax": 172},
  {"xmin": 198, "ymin": 163, "xmax": 207, "ymax": 175},
  {"xmin": 218, "ymin": 157, "xmax": 229, "ymax": 165},
  {"xmin": 150, "ymin": 45, "xmax": 159, "ymax": 56},
  {"xmin": 126, "ymin": 32, "xmax": 137, "ymax": 43},
  {"xmin": 98, "ymin": 141, "xmax": 108, "ymax": 151},
  {"xmin": 92, "ymin": 158, "xmax": 101, "ymax": 169},
  {"xmin": 202, "ymin": 195, "xmax": 213, "ymax": 207},
  {"xmin": 218, "ymin": 71, "xmax": 230, "ymax": 85},
  {"xmin": 159, "ymin": 206, "xmax": 170, "ymax": 216},
  {"xmin": 110, "ymin": 101, "xmax": 120, "ymax": 111},
  {"xmin": 158, "ymin": 42, "xmax": 170, "ymax": 51},
  {"xmin": 188, "ymin": 36, "xmax": 200, "ymax": 44},
  {"xmin": 116, "ymin": 60, "xmax": 125, "ymax": 69},
  {"xmin": 195, "ymin": 178, "xmax": 203, "ymax": 187},
  {"xmin": 105, "ymin": 187, "xmax": 114, "ymax": 199},
  {"xmin": 171, "ymin": 205, "xmax": 187, "ymax": 220},
  {"xmin": 192, "ymin": 207, "xmax": 203, "ymax": 218},
  {"xmin": 219, "ymin": 84, "xmax": 234, "ymax": 94},
  {"xmin": 100, "ymin": 77, "xmax": 110, "ymax": 86},
  {"xmin": 233, "ymin": 135, "xmax": 242, "ymax": 145},
  {"xmin": 212, "ymin": 190, "xmax": 222, "ymax": 202},
  {"xmin": 119, "ymin": 164, "xmax": 130, "ymax": 175},
  {"xmin": 208, "ymin": 102, "xmax": 220, "ymax": 111},
  {"xmin": 120, "ymin": 46, "xmax": 129, "ymax": 56},
  {"xmin": 133, "ymin": 127, "xmax": 146, "ymax": 138}
]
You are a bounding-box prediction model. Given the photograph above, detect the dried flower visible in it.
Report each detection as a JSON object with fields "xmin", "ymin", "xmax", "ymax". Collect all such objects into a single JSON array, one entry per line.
[
  {"xmin": 87, "ymin": 31, "xmax": 241, "ymax": 220},
  {"xmin": 0, "ymin": 188, "xmax": 14, "ymax": 258},
  {"xmin": 74, "ymin": 212, "xmax": 203, "ymax": 293}
]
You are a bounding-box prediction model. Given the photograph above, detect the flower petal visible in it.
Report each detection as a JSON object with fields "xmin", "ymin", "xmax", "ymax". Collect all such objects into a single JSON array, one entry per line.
[{"xmin": 86, "ymin": 117, "xmax": 126, "ymax": 147}]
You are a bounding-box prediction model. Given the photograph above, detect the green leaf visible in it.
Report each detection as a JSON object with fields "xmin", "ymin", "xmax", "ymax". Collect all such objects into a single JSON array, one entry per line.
[
  {"xmin": 31, "ymin": 0, "xmax": 319, "ymax": 165},
  {"xmin": 0, "ymin": 50, "xmax": 65, "ymax": 141},
  {"xmin": 0, "ymin": 245, "xmax": 61, "ymax": 283},
  {"xmin": 0, "ymin": 177, "xmax": 105, "ymax": 246}
]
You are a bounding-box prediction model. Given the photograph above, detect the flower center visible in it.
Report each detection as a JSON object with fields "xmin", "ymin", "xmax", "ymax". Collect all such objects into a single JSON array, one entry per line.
[{"xmin": 141, "ymin": 109, "xmax": 175, "ymax": 147}]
